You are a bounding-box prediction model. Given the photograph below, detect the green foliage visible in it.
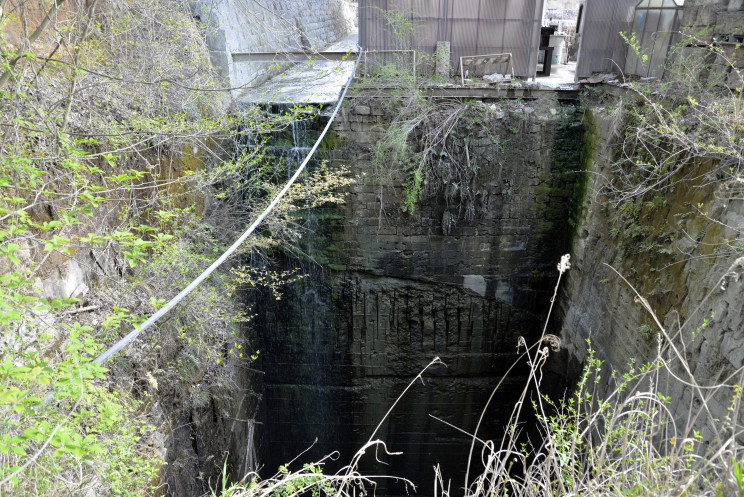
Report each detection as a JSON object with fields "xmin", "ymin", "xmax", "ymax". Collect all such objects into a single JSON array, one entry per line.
[
  {"xmin": 216, "ymin": 461, "xmax": 350, "ymax": 497},
  {"xmin": 354, "ymin": 7, "xmax": 510, "ymax": 219},
  {"xmin": 0, "ymin": 332, "xmax": 161, "ymax": 495},
  {"xmin": 733, "ymin": 455, "xmax": 744, "ymax": 497},
  {"xmin": 0, "ymin": 130, "xmax": 172, "ymax": 494},
  {"xmin": 638, "ymin": 323, "xmax": 654, "ymax": 340},
  {"xmin": 613, "ymin": 29, "xmax": 744, "ymax": 203},
  {"xmin": 370, "ymin": 96, "xmax": 501, "ymax": 217},
  {"xmin": 621, "ymin": 31, "xmax": 649, "ymax": 69},
  {"xmin": 693, "ymin": 309, "xmax": 715, "ymax": 342},
  {"xmin": 601, "ymin": 29, "xmax": 744, "ymax": 293},
  {"xmin": 0, "ymin": 0, "xmax": 361, "ymax": 493},
  {"xmin": 402, "ymin": 168, "xmax": 423, "ymax": 213},
  {"xmin": 459, "ymin": 338, "xmax": 744, "ymax": 497},
  {"xmin": 274, "ymin": 464, "xmax": 333, "ymax": 497}
]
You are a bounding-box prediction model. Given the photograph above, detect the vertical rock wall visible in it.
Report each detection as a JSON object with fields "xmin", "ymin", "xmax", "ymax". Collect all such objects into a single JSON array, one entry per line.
[
  {"xmin": 552, "ymin": 103, "xmax": 744, "ymax": 446},
  {"xmin": 253, "ymin": 95, "xmax": 587, "ymax": 495}
]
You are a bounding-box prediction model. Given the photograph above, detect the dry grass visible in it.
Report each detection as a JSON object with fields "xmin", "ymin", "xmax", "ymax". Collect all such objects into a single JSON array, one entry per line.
[
  {"xmin": 446, "ymin": 257, "xmax": 744, "ymax": 497},
  {"xmin": 215, "ymin": 359, "xmax": 445, "ymax": 497},
  {"xmin": 211, "ymin": 255, "xmax": 744, "ymax": 497}
]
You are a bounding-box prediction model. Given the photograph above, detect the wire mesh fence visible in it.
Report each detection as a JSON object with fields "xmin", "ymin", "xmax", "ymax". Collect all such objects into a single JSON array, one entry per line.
[{"xmin": 359, "ymin": 50, "xmax": 418, "ymax": 84}]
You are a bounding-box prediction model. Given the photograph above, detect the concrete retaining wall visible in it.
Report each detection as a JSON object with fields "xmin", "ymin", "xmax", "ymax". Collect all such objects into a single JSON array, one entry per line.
[{"xmin": 190, "ymin": 0, "xmax": 354, "ymax": 89}]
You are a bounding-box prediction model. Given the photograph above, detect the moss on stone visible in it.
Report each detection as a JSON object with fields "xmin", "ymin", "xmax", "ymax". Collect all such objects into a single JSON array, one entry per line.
[
  {"xmin": 540, "ymin": 105, "xmax": 589, "ymax": 251},
  {"xmin": 538, "ymin": 220, "xmax": 555, "ymax": 233},
  {"xmin": 318, "ymin": 130, "xmax": 347, "ymax": 151}
]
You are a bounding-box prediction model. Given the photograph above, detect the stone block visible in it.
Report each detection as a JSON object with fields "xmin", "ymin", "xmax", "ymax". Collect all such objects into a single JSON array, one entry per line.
[
  {"xmin": 709, "ymin": 61, "xmax": 731, "ymax": 86},
  {"xmin": 697, "ymin": 5, "xmax": 718, "ymax": 25},
  {"xmin": 435, "ymin": 41, "xmax": 451, "ymax": 78},
  {"xmin": 676, "ymin": 46, "xmax": 716, "ymax": 80},
  {"xmin": 681, "ymin": 6, "xmax": 700, "ymax": 27},
  {"xmin": 349, "ymin": 121, "xmax": 366, "ymax": 132},
  {"xmin": 354, "ymin": 104, "xmax": 371, "ymax": 115},
  {"xmin": 715, "ymin": 11, "xmax": 744, "ymax": 33},
  {"xmin": 727, "ymin": 69, "xmax": 744, "ymax": 88},
  {"xmin": 375, "ymin": 227, "xmax": 397, "ymax": 235},
  {"xmin": 722, "ymin": 45, "xmax": 744, "ymax": 67}
]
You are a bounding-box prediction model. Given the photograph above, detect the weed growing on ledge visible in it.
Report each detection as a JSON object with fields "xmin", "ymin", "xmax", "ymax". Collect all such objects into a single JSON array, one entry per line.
[
  {"xmin": 609, "ymin": 29, "xmax": 744, "ymax": 233},
  {"xmin": 638, "ymin": 323, "xmax": 654, "ymax": 340},
  {"xmin": 353, "ymin": 7, "xmax": 505, "ymax": 221},
  {"xmin": 369, "ymin": 97, "xmax": 503, "ymax": 219}
]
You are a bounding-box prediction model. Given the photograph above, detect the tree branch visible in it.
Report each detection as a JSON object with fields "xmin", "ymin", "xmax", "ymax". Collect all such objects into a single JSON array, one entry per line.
[{"xmin": 0, "ymin": 0, "xmax": 67, "ymax": 88}]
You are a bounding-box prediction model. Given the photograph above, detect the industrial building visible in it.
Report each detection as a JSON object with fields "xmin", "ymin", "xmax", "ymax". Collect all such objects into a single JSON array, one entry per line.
[{"xmin": 358, "ymin": 0, "xmax": 689, "ymax": 81}]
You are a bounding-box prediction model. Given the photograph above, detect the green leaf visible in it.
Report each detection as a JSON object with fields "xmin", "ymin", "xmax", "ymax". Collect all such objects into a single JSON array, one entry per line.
[
  {"xmin": 79, "ymin": 233, "xmax": 104, "ymax": 244},
  {"xmin": 0, "ymin": 310, "xmax": 22, "ymax": 322},
  {"xmin": 154, "ymin": 233, "xmax": 174, "ymax": 244}
]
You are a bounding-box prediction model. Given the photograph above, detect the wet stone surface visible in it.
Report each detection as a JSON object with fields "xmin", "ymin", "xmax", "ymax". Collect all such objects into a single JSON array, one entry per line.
[{"xmin": 252, "ymin": 96, "xmax": 585, "ymax": 495}]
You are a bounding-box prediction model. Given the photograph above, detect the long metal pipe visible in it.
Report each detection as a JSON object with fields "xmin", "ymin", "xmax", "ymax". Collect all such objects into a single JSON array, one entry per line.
[{"xmin": 93, "ymin": 51, "xmax": 364, "ymax": 365}]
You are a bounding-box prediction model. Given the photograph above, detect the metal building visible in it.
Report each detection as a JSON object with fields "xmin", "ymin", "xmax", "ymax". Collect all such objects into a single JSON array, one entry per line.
[
  {"xmin": 576, "ymin": 0, "xmax": 639, "ymax": 79},
  {"xmin": 358, "ymin": 0, "xmax": 545, "ymax": 79},
  {"xmin": 624, "ymin": 0, "xmax": 685, "ymax": 78}
]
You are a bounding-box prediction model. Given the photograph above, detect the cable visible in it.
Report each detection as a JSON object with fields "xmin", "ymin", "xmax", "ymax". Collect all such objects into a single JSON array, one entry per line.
[{"xmin": 93, "ymin": 51, "xmax": 363, "ymax": 365}]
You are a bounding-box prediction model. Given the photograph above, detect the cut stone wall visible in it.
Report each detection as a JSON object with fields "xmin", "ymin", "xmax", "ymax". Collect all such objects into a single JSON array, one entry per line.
[
  {"xmin": 249, "ymin": 87, "xmax": 744, "ymax": 491},
  {"xmin": 683, "ymin": 0, "xmax": 744, "ymax": 33},
  {"xmin": 681, "ymin": 0, "xmax": 744, "ymax": 89},
  {"xmin": 252, "ymin": 95, "xmax": 587, "ymax": 495},
  {"xmin": 552, "ymin": 103, "xmax": 744, "ymax": 446}
]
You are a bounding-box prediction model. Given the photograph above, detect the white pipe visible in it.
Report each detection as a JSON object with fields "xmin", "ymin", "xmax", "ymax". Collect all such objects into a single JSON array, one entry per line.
[{"xmin": 93, "ymin": 51, "xmax": 363, "ymax": 365}]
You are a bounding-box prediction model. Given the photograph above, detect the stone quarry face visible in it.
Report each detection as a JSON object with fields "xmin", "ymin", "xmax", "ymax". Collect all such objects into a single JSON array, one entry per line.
[{"xmin": 251, "ymin": 97, "xmax": 586, "ymax": 494}]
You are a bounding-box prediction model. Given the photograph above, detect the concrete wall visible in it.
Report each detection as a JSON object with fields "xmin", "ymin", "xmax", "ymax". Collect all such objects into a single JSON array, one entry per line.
[{"xmin": 190, "ymin": 0, "xmax": 354, "ymax": 89}]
